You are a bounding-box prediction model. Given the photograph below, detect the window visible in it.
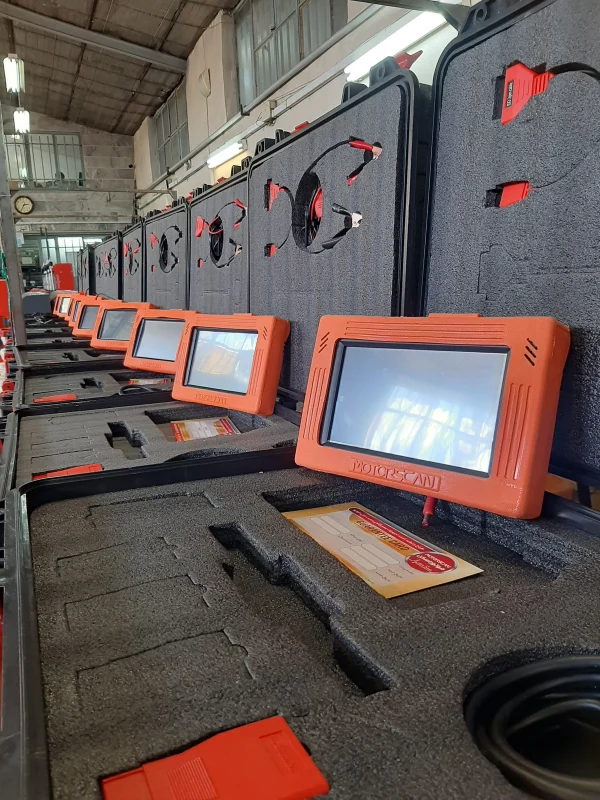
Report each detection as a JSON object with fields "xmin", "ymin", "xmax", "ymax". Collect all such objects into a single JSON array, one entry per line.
[
  {"xmin": 154, "ymin": 82, "xmax": 190, "ymax": 175},
  {"xmin": 5, "ymin": 133, "xmax": 84, "ymax": 189},
  {"xmin": 39, "ymin": 236, "xmax": 102, "ymax": 270},
  {"xmin": 235, "ymin": 0, "xmax": 346, "ymax": 106}
]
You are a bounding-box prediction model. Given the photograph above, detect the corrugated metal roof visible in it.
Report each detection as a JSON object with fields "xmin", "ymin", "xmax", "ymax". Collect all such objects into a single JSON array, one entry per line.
[{"xmin": 0, "ymin": 0, "xmax": 237, "ymax": 134}]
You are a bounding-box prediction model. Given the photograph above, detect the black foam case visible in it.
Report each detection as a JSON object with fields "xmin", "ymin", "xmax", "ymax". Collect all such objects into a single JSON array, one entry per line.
[
  {"xmin": 248, "ymin": 69, "xmax": 431, "ymax": 395},
  {"xmin": 144, "ymin": 201, "xmax": 189, "ymax": 309},
  {"xmin": 76, "ymin": 244, "xmax": 95, "ymax": 295},
  {"xmin": 188, "ymin": 173, "xmax": 249, "ymax": 313},
  {"xmin": 121, "ymin": 218, "xmax": 145, "ymax": 302},
  {"xmin": 423, "ymin": 0, "xmax": 600, "ymax": 486},
  {"xmin": 92, "ymin": 233, "xmax": 122, "ymax": 300},
  {"xmin": 6, "ymin": 5, "xmax": 600, "ymax": 798}
]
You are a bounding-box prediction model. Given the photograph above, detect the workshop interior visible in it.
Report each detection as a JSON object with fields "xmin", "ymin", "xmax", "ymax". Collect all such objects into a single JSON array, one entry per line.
[{"xmin": 0, "ymin": 1, "xmax": 599, "ymax": 798}]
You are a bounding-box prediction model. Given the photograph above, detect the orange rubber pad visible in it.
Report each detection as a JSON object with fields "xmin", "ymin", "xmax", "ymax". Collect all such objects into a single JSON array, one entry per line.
[
  {"xmin": 33, "ymin": 393, "xmax": 77, "ymax": 404},
  {"xmin": 33, "ymin": 464, "xmax": 102, "ymax": 480},
  {"xmin": 102, "ymin": 716, "xmax": 328, "ymax": 800}
]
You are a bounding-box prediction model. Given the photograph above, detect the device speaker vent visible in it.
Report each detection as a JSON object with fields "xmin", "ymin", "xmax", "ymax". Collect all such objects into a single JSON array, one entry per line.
[
  {"xmin": 495, "ymin": 383, "xmax": 531, "ymax": 480},
  {"xmin": 525, "ymin": 338, "xmax": 538, "ymax": 366},
  {"xmin": 262, "ymin": 326, "xmax": 268, "ymax": 341},
  {"xmin": 302, "ymin": 367, "xmax": 327, "ymax": 441},
  {"xmin": 248, "ymin": 348, "xmax": 263, "ymax": 395},
  {"xmin": 318, "ymin": 332, "xmax": 329, "ymax": 353}
]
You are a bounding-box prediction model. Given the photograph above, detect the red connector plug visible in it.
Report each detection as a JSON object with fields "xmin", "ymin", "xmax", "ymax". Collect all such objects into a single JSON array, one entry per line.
[{"xmin": 500, "ymin": 62, "xmax": 554, "ymax": 125}]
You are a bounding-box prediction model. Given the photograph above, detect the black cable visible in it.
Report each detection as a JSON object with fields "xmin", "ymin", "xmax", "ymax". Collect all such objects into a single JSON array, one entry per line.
[{"xmin": 465, "ymin": 656, "xmax": 600, "ymax": 799}]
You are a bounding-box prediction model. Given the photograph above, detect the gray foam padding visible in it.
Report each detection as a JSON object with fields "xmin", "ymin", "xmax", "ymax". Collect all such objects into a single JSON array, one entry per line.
[
  {"xmin": 144, "ymin": 205, "xmax": 188, "ymax": 309},
  {"xmin": 188, "ymin": 175, "xmax": 249, "ymax": 313},
  {"xmin": 92, "ymin": 234, "xmax": 122, "ymax": 300},
  {"xmin": 16, "ymin": 402, "xmax": 298, "ymax": 483},
  {"xmin": 21, "ymin": 347, "xmax": 121, "ymax": 366},
  {"xmin": 22, "ymin": 293, "xmax": 51, "ymax": 315},
  {"xmin": 122, "ymin": 221, "xmax": 144, "ymax": 302},
  {"xmin": 77, "ymin": 246, "xmax": 95, "ymax": 294},
  {"xmin": 248, "ymin": 78, "xmax": 414, "ymax": 394},
  {"xmin": 21, "ymin": 369, "xmax": 166, "ymax": 404},
  {"xmin": 29, "ymin": 466, "xmax": 600, "ymax": 799},
  {"xmin": 426, "ymin": 0, "xmax": 600, "ymax": 473}
]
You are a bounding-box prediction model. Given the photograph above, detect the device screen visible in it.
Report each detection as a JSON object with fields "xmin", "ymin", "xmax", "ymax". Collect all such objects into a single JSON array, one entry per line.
[
  {"xmin": 184, "ymin": 329, "xmax": 258, "ymax": 395},
  {"xmin": 79, "ymin": 305, "xmax": 100, "ymax": 330},
  {"xmin": 72, "ymin": 300, "xmax": 80, "ymax": 320},
  {"xmin": 59, "ymin": 297, "xmax": 70, "ymax": 313},
  {"xmin": 324, "ymin": 343, "xmax": 508, "ymax": 475},
  {"xmin": 98, "ymin": 309, "xmax": 137, "ymax": 341},
  {"xmin": 133, "ymin": 318, "xmax": 185, "ymax": 362}
]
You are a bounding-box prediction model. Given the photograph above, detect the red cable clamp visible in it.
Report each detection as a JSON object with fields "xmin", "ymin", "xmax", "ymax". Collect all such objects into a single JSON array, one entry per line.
[
  {"xmin": 349, "ymin": 138, "xmax": 383, "ymax": 159},
  {"xmin": 500, "ymin": 62, "xmax": 554, "ymax": 125},
  {"xmin": 102, "ymin": 716, "xmax": 329, "ymax": 800},
  {"xmin": 265, "ymin": 179, "xmax": 285, "ymax": 210},
  {"xmin": 195, "ymin": 216, "xmax": 206, "ymax": 238}
]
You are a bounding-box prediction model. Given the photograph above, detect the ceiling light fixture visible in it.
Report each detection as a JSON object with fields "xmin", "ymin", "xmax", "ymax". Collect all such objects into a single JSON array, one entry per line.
[
  {"xmin": 344, "ymin": 12, "xmax": 446, "ymax": 82},
  {"xmin": 206, "ymin": 140, "xmax": 245, "ymax": 169},
  {"xmin": 3, "ymin": 54, "xmax": 25, "ymax": 93},
  {"xmin": 14, "ymin": 108, "xmax": 30, "ymax": 134}
]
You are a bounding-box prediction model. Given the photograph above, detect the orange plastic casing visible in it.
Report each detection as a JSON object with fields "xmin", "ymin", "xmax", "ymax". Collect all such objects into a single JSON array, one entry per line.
[
  {"xmin": 90, "ymin": 301, "xmax": 154, "ymax": 352},
  {"xmin": 124, "ymin": 308, "xmax": 200, "ymax": 375},
  {"xmin": 71, "ymin": 295, "xmax": 104, "ymax": 338},
  {"xmin": 51, "ymin": 263, "xmax": 75, "ymax": 291},
  {"xmin": 66, "ymin": 293, "xmax": 87, "ymax": 327},
  {"xmin": 172, "ymin": 313, "xmax": 290, "ymax": 416},
  {"xmin": 295, "ymin": 314, "xmax": 571, "ymax": 519},
  {"xmin": 54, "ymin": 292, "xmax": 77, "ymax": 319}
]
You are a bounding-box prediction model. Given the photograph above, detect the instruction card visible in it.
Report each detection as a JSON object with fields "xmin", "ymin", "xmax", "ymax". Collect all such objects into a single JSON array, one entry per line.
[
  {"xmin": 170, "ymin": 417, "xmax": 241, "ymax": 441},
  {"xmin": 127, "ymin": 377, "xmax": 172, "ymax": 386},
  {"xmin": 283, "ymin": 503, "xmax": 482, "ymax": 599}
]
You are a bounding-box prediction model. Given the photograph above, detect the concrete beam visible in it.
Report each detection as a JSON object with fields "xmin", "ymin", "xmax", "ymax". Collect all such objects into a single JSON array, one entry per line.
[{"xmin": 0, "ymin": 1, "xmax": 187, "ymax": 72}]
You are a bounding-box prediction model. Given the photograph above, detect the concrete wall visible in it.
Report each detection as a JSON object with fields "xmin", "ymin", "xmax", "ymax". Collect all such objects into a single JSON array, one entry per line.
[
  {"xmin": 5, "ymin": 107, "xmax": 135, "ymax": 237},
  {"xmin": 134, "ymin": 1, "xmax": 471, "ymax": 213}
]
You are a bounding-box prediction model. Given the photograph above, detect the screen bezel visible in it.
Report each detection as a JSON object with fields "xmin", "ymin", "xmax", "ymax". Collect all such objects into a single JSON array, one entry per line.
[
  {"xmin": 79, "ymin": 304, "xmax": 100, "ymax": 330},
  {"xmin": 319, "ymin": 340, "xmax": 510, "ymax": 478},
  {"xmin": 132, "ymin": 317, "xmax": 185, "ymax": 362},
  {"xmin": 97, "ymin": 308, "xmax": 137, "ymax": 342},
  {"xmin": 183, "ymin": 327, "xmax": 259, "ymax": 396}
]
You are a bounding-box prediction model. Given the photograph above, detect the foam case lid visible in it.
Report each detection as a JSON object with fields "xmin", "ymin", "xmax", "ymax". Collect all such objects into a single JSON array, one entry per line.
[
  {"xmin": 248, "ymin": 69, "xmax": 430, "ymax": 395},
  {"xmin": 188, "ymin": 173, "xmax": 249, "ymax": 314},
  {"xmin": 425, "ymin": 0, "xmax": 600, "ymax": 479},
  {"xmin": 93, "ymin": 233, "xmax": 122, "ymax": 301},
  {"xmin": 121, "ymin": 220, "xmax": 144, "ymax": 303},
  {"xmin": 144, "ymin": 204, "xmax": 188, "ymax": 310}
]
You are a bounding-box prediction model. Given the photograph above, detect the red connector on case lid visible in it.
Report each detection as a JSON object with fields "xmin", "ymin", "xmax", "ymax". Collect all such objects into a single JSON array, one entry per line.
[
  {"xmin": 33, "ymin": 393, "xmax": 77, "ymax": 404},
  {"xmin": 395, "ymin": 50, "xmax": 422, "ymax": 70},
  {"xmin": 498, "ymin": 181, "xmax": 531, "ymax": 208},
  {"xmin": 102, "ymin": 716, "xmax": 329, "ymax": 800},
  {"xmin": 501, "ymin": 62, "xmax": 554, "ymax": 124}
]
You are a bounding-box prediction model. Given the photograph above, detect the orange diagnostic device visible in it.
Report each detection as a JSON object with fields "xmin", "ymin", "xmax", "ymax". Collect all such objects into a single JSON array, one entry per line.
[
  {"xmin": 90, "ymin": 301, "xmax": 154, "ymax": 352},
  {"xmin": 71, "ymin": 296, "xmax": 104, "ymax": 338},
  {"xmin": 172, "ymin": 313, "xmax": 290, "ymax": 416},
  {"xmin": 55, "ymin": 292, "xmax": 76, "ymax": 319},
  {"xmin": 66, "ymin": 293, "xmax": 86, "ymax": 327},
  {"xmin": 124, "ymin": 308, "xmax": 199, "ymax": 375},
  {"xmin": 295, "ymin": 315, "xmax": 570, "ymax": 519}
]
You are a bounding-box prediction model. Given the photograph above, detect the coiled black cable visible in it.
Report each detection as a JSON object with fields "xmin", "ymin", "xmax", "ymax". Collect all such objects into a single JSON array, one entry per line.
[{"xmin": 465, "ymin": 656, "xmax": 600, "ymax": 799}]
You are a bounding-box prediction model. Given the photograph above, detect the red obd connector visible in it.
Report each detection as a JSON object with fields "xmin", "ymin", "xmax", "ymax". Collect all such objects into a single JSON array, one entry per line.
[{"xmin": 501, "ymin": 62, "xmax": 554, "ymax": 125}]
